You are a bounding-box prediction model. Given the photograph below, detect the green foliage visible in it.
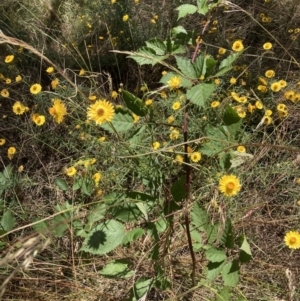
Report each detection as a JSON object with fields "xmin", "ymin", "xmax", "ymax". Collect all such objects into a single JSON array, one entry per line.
[
  {"xmin": 1, "ymin": 210, "xmax": 15, "ymax": 232},
  {"xmin": 99, "ymin": 259, "xmax": 134, "ymax": 278}
]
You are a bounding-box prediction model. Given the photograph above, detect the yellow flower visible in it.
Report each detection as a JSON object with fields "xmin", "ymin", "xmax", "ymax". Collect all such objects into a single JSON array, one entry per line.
[
  {"xmin": 263, "ymin": 42, "xmax": 272, "ymax": 50},
  {"xmin": 99, "ymin": 136, "xmax": 106, "ymax": 142},
  {"xmin": 230, "ymin": 77, "xmax": 237, "ymax": 85},
  {"xmin": 277, "ymin": 103, "xmax": 287, "ymax": 112},
  {"xmin": 65, "ymin": 166, "xmax": 77, "ymax": 177},
  {"xmin": 49, "ymin": 98, "xmax": 67, "ymax": 124},
  {"xmin": 151, "ymin": 19, "xmax": 156, "ymax": 24},
  {"xmin": 257, "ymin": 85, "xmax": 268, "ymax": 93},
  {"xmin": 294, "ymin": 93, "xmax": 300, "ymax": 102},
  {"xmin": 111, "ymin": 0, "xmax": 116, "ymax": 3},
  {"xmin": 140, "ymin": 85, "xmax": 147, "ymax": 92},
  {"xmin": 262, "ymin": 115, "xmax": 272, "ymax": 125},
  {"xmin": 237, "ymin": 146, "xmax": 246, "ymax": 153},
  {"xmin": 284, "ymin": 231, "xmax": 300, "ymax": 249},
  {"xmin": 284, "ymin": 90, "xmax": 295, "ymax": 101},
  {"xmin": 172, "ymin": 101, "xmax": 181, "ymax": 110},
  {"xmin": 238, "ymin": 96, "xmax": 247, "ymax": 103},
  {"xmin": 5, "ymin": 55, "xmax": 14, "ymax": 63},
  {"xmin": 167, "ymin": 115, "xmax": 175, "ymax": 124},
  {"xmin": 7, "ymin": 147, "xmax": 16, "ymax": 160},
  {"xmin": 46, "ymin": 66, "xmax": 54, "ymax": 74},
  {"xmin": 123, "ymin": 14, "xmax": 129, "ymax": 22},
  {"xmin": 214, "ymin": 78, "xmax": 221, "ymax": 85},
  {"xmin": 152, "ymin": 141, "xmax": 160, "ymax": 150},
  {"xmin": 190, "ymin": 152, "xmax": 201, "ymax": 163},
  {"xmin": 145, "ymin": 99, "xmax": 153, "ymax": 106},
  {"xmin": 174, "ymin": 154, "xmax": 184, "ymax": 165},
  {"xmin": 12, "ymin": 101, "xmax": 26, "ymax": 115},
  {"xmin": 265, "ymin": 70, "xmax": 275, "ymax": 78},
  {"xmin": 18, "ymin": 165, "xmax": 24, "ymax": 173},
  {"xmin": 278, "ymin": 110, "xmax": 288, "ymax": 119},
  {"xmin": 32, "ymin": 114, "xmax": 46, "ymax": 126},
  {"xmin": 79, "ymin": 69, "xmax": 85, "ymax": 76},
  {"xmin": 270, "ymin": 82, "xmax": 281, "ymax": 92},
  {"xmin": 15, "ymin": 75, "xmax": 22, "ymax": 82},
  {"xmin": 161, "ymin": 71, "xmax": 167, "ymax": 76},
  {"xmin": 278, "ymin": 80, "xmax": 287, "ymax": 88},
  {"xmin": 219, "ymin": 174, "xmax": 241, "ymax": 197},
  {"xmin": 211, "ymin": 101, "xmax": 220, "ymax": 108},
  {"xmin": 30, "ymin": 83, "xmax": 42, "ymax": 94},
  {"xmin": 265, "ymin": 109, "xmax": 272, "ymax": 116},
  {"xmin": 0, "ymin": 139, "xmax": 6, "ymax": 146},
  {"xmin": 232, "ymin": 40, "xmax": 244, "ymax": 52},
  {"xmin": 87, "ymin": 100, "xmax": 115, "ymax": 125},
  {"xmin": 258, "ymin": 77, "xmax": 267, "ymax": 86},
  {"xmin": 51, "ymin": 78, "xmax": 59, "ymax": 90},
  {"xmin": 5, "ymin": 78, "xmax": 11, "ymax": 84},
  {"xmin": 135, "ymin": 0, "xmax": 139, "ymax": 3},
  {"xmin": 247, "ymin": 104, "xmax": 256, "ymax": 113},
  {"xmin": 111, "ymin": 91, "xmax": 118, "ymax": 99},
  {"xmin": 89, "ymin": 95, "xmax": 97, "ymax": 101},
  {"xmin": 93, "ymin": 172, "xmax": 101, "ymax": 185},
  {"xmin": 218, "ymin": 47, "xmax": 226, "ymax": 55},
  {"xmin": 167, "ymin": 76, "xmax": 181, "ymax": 90},
  {"xmin": 255, "ymin": 100, "xmax": 263, "ymax": 109},
  {"xmin": 170, "ymin": 129, "xmax": 180, "ymax": 140},
  {"xmin": 132, "ymin": 113, "xmax": 140, "ymax": 123},
  {"xmin": 1, "ymin": 89, "xmax": 9, "ymax": 98},
  {"xmin": 160, "ymin": 91, "xmax": 167, "ymax": 99}
]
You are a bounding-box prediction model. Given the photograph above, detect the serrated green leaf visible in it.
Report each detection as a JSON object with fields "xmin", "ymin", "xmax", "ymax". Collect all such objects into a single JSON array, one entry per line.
[
  {"xmin": 171, "ymin": 176, "xmax": 186, "ymax": 202},
  {"xmin": 136, "ymin": 202, "xmax": 148, "ymax": 220},
  {"xmin": 221, "ymin": 260, "xmax": 239, "ymax": 287},
  {"xmin": 99, "ymin": 259, "xmax": 134, "ymax": 278},
  {"xmin": 220, "ymin": 218, "xmax": 234, "ymax": 249},
  {"xmin": 223, "ymin": 105, "xmax": 241, "ymax": 125},
  {"xmin": 191, "ymin": 202, "xmax": 209, "ymax": 231},
  {"xmin": 219, "ymin": 152, "xmax": 232, "ymax": 170},
  {"xmin": 1, "ymin": 210, "xmax": 15, "ymax": 231},
  {"xmin": 112, "ymin": 203, "xmax": 142, "ymax": 222},
  {"xmin": 122, "ymin": 90, "xmax": 147, "ymax": 117},
  {"xmin": 215, "ymin": 286, "xmax": 231, "ymax": 301},
  {"xmin": 146, "ymin": 38, "xmax": 166, "ymax": 55},
  {"xmin": 129, "ymin": 277, "xmax": 153, "ymax": 301},
  {"xmin": 215, "ymin": 66, "xmax": 233, "ymax": 77},
  {"xmin": 55, "ymin": 178, "xmax": 68, "ymax": 191},
  {"xmin": 205, "ymin": 248, "xmax": 226, "ymax": 262},
  {"xmin": 128, "ymin": 48, "xmax": 168, "ymax": 66},
  {"xmin": 82, "ymin": 180, "xmax": 93, "ymax": 196},
  {"xmin": 128, "ymin": 125, "xmax": 146, "ymax": 148},
  {"xmin": 219, "ymin": 52, "xmax": 241, "ymax": 70},
  {"xmin": 176, "ymin": 4, "xmax": 198, "ymax": 20},
  {"xmin": 186, "ymin": 83, "xmax": 215, "ymax": 107},
  {"xmin": 193, "ymin": 54, "xmax": 205, "ymax": 77},
  {"xmin": 101, "ymin": 112, "xmax": 134, "ymax": 133},
  {"xmin": 33, "ymin": 219, "xmax": 48, "ymax": 234},
  {"xmin": 230, "ymin": 151, "xmax": 253, "ymax": 168},
  {"xmin": 239, "ymin": 235, "xmax": 252, "ymax": 263},
  {"xmin": 72, "ymin": 178, "xmax": 82, "ymax": 191},
  {"xmin": 197, "ymin": 0, "xmax": 209, "ymax": 15},
  {"xmin": 52, "ymin": 215, "xmax": 69, "ymax": 237},
  {"xmin": 87, "ymin": 203, "xmax": 107, "ymax": 225},
  {"xmin": 205, "ymin": 57, "xmax": 218, "ymax": 76},
  {"xmin": 122, "ymin": 228, "xmax": 144, "ymax": 245},
  {"xmin": 207, "ymin": 223, "xmax": 219, "ymax": 244},
  {"xmin": 155, "ymin": 217, "xmax": 167, "ymax": 233},
  {"xmin": 172, "ymin": 25, "xmax": 187, "ymax": 36},
  {"xmin": 3, "ymin": 164, "xmax": 13, "ymax": 179},
  {"xmin": 80, "ymin": 220, "xmax": 125, "ymax": 255},
  {"xmin": 175, "ymin": 56, "xmax": 197, "ymax": 79},
  {"xmin": 206, "ymin": 260, "xmax": 225, "ymax": 280},
  {"xmin": 160, "ymin": 72, "xmax": 192, "ymax": 89}
]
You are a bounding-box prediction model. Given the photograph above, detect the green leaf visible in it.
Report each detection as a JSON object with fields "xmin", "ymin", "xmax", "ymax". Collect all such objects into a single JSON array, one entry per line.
[
  {"xmin": 215, "ymin": 66, "xmax": 233, "ymax": 77},
  {"xmin": 205, "ymin": 248, "xmax": 226, "ymax": 262},
  {"xmin": 160, "ymin": 72, "xmax": 192, "ymax": 89},
  {"xmin": 230, "ymin": 151, "xmax": 254, "ymax": 168},
  {"xmin": 239, "ymin": 235, "xmax": 252, "ymax": 263},
  {"xmin": 33, "ymin": 219, "xmax": 48, "ymax": 234},
  {"xmin": 128, "ymin": 125, "xmax": 146, "ymax": 148},
  {"xmin": 171, "ymin": 176, "xmax": 186, "ymax": 202},
  {"xmin": 215, "ymin": 286, "xmax": 231, "ymax": 301},
  {"xmin": 128, "ymin": 48, "xmax": 168, "ymax": 66},
  {"xmin": 219, "ymin": 52, "xmax": 241, "ymax": 70},
  {"xmin": 205, "ymin": 56, "xmax": 218, "ymax": 77},
  {"xmin": 221, "ymin": 260, "xmax": 239, "ymax": 287},
  {"xmin": 175, "ymin": 56, "xmax": 197, "ymax": 79},
  {"xmin": 112, "ymin": 203, "xmax": 142, "ymax": 222},
  {"xmin": 101, "ymin": 112, "xmax": 134, "ymax": 133},
  {"xmin": 186, "ymin": 83, "xmax": 216, "ymax": 107},
  {"xmin": 122, "ymin": 90, "xmax": 147, "ymax": 117},
  {"xmin": 87, "ymin": 203, "xmax": 107, "ymax": 225},
  {"xmin": 55, "ymin": 178, "xmax": 68, "ymax": 191},
  {"xmin": 3, "ymin": 164, "xmax": 13, "ymax": 179},
  {"xmin": 82, "ymin": 179, "xmax": 93, "ymax": 196},
  {"xmin": 197, "ymin": 0, "xmax": 209, "ymax": 15},
  {"xmin": 99, "ymin": 259, "xmax": 134, "ymax": 278},
  {"xmin": 220, "ymin": 218, "xmax": 234, "ymax": 249},
  {"xmin": 122, "ymin": 228, "xmax": 144, "ymax": 245},
  {"xmin": 223, "ymin": 105, "xmax": 241, "ymax": 126},
  {"xmin": 176, "ymin": 4, "xmax": 198, "ymax": 20},
  {"xmin": 172, "ymin": 25, "xmax": 187, "ymax": 36},
  {"xmin": 1, "ymin": 210, "xmax": 15, "ymax": 231},
  {"xmin": 136, "ymin": 202, "xmax": 148, "ymax": 220},
  {"xmin": 207, "ymin": 223, "xmax": 219, "ymax": 244},
  {"xmin": 193, "ymin": 54, "xmax": 205, "ymax": 77},
  {"xmin": 129, "ymin": 277, "xmax": 153, "ymax": 301},
  {"xmin": 155, "ymin": 218, "xmax": 167, "ymax": 233},
  {"xmin": 219, "ymin": 152, "xmax": 232, "ymax": 170},
  {"xmin": 80, "ymin": 219, "xmax": 125, "ymax": 255},
  {"xmin": 52, "ymin": 215, "xmax": 69, "ymax": 237},
  {"xmin": 146, "ymin": 38, "xmax": 166, "ymax": 55},
  {"xmin": 206, "ymin": 260, "xmax": 226, "ymax": 280},
  {"xmin": 191, "ymin": 202, "xmax": 209, "ymax": 231},
  {"xmin": 72, "ymin": 178, "xmax": 82, "ymax": 191}
]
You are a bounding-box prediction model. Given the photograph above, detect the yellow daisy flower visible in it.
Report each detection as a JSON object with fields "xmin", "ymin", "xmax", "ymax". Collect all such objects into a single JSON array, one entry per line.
[
  {"xmin": 5, "ymin": 55, "xmax": 14, "ymax": 63},
  {"xmin": 232, "ymin": 40, "xmax": 244, "ymax": 52},
  {"xmin": 211, "ymin": 101, "xmax": 220, "ymax": 108},
  {"xmin": 12, "ymin": 101, "xmax": 26, "ymax": 115},
  {"xmin": 167, "ymin": 76, "xmax": 181, "ymax": 90},
  {"xmin": 1, "ymin": 89, "xmax": 9, "ymax": 98},
  {"xmin": 51, "ymin": 78, "xmax": 60, "ymax": 90},
  {"xmin": 218, "ymin": 47, "xmax": 226, "ymax": 55},
  {"xmin": 0, "ymin": 139, "xmax": 6, "ymax": 146},
  {"xmin": 46, "ymin": 66, "xmax": 54, "ymax": 74},
  {"xmin": 263, "ymin": 42, "xmax": 272, "ymax": 50},
  {"xmin": 190, "ymin": 152, "xmax": 201, "ymax": 163},
  {"xmin": 87, "ymin": 100, "xmax": 115, "ymax": 125},
  {"xmin": 284, "ymin": 231, "xmax": 300, "ymax": 249},
  {"xmin": 132, "ymin": 113, "xmax": 140, "ymax": 123},
  {"xmin": 270, "ymin": 82, "xmax": 281, "ymax": 92},
  {"xmin": 65, "ymin": 166, "xmax": 77, "ymax": 177},
  {"xmin": 32, "ymin": 114, "xmax": 46, "ymax": 126},
  {"xmin": 174, "ymin": 154, "xmax": 184, "ymax": 165},
  {"xmin": 7, "ymin": 146, "xmax": 16, "ymax": 160},
  {"xmin": 152, "ymin": 141, "xmax": 160, "ymax": 150},
  {"xmin": 219, "ymin": 174, "xmax": 241, "ymax": 197},
  {"xmin": 49, "ymin": 98, "xmax": 67, "ymax": 124},
  {"xmin": 15, "ymin": 75, "xmax": 22, "ymax": 82},
  {"xmin": 172, "ymin": 101, "xmax": 181, "ymax": 110},
  {"xmin": 93, "ymin": 172, "xmax": 101, "ymax": 186},
  {"xmin": 111, "ymin": 91, "xmax": 118, "ymax": 99},
  {"xmin": 123, "ymin": 14, "xmax": 129, "ymax": 22},
  {"xmin": 145, "ymin": 99, "xmax": 153, "ymax": 106},
  {"xmin": 170, "ymin": 129, "xmax": 180, "ymax": 140},
  {"xmin": 237, "ymin": 146, "xmax": 246, "ymax": 153},
  {"xmin": 265, "ymin": 70, "xmax": 275, "ymax": 78},
  {"xmin": 30, "ymin": 83, "xmax": 42, "ymax": 94}
]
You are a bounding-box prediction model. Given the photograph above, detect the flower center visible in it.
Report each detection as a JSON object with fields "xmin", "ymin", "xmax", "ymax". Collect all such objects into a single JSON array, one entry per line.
[
  {"xmin": 290, "ymin": 237, "xmax": 296, "ymax": 244},
  {"xmin": 49, "ymin": 108, "xmax": 56, "ymax": 114},
  {"xmin": 226, "ymin": 182, "xmax": 235, "ymax": 190},
  {"xmin": 97, "ymin": 108, "xmax": 104, "ymax": 116}
]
